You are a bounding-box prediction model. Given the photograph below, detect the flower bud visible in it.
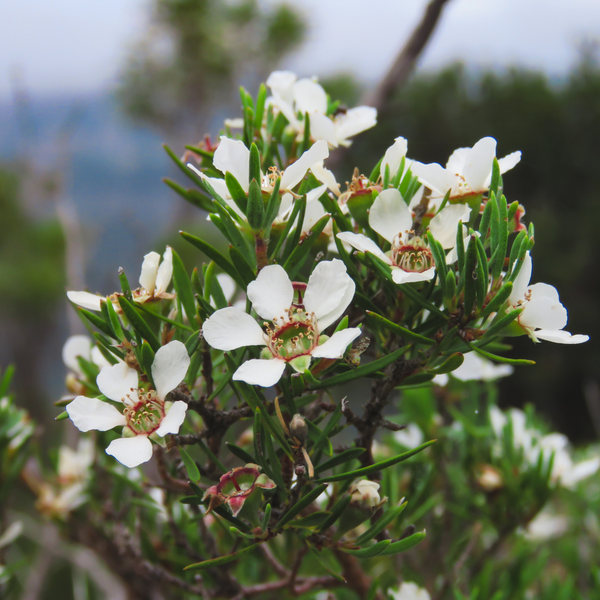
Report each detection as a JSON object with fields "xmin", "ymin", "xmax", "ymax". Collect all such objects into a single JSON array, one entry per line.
[
  {"xmin": 289, "ymin": 414, "xmax": 308, "ymax": 443},
  {"xmin": 348, "ymin": 479, "xmax": 382, "ymax": 509},
  {"xmin": 475, "ymin": 464, "xmax": 503, "ymax": 492}
]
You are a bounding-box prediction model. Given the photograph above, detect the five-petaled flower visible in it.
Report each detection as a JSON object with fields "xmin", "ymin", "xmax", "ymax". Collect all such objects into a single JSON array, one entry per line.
[
  {"xmin": 266, "ymin": 70, "xmax": 377, "ymax": 148},
  {"xmin": 67, "ymin": 247, "xmax": 174, "ymax": 312},
  {"xmin": 66, "ymin": 341, "xmax": 190, "ymax": 468},
  {"xmin": 202, "ymin": 259, "xmax": 361, "ymax": 387},
  {"xmin": 411, "ymin": 136, "xmax": 521, "ymax": 205},
  {"xmin": 507, "ymin": 252, "xmax": 589, "ymax": 344},
  {"xmin": 337, "ymin": 188, "xmax": 470, "ymax": 284},
  {"xmin": 203, "ymin": 463, "xmax": 276, "ymax": 517}
]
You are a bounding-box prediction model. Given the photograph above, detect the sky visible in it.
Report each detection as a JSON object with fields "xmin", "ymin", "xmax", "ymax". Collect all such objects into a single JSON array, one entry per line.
[{"xmin": 0, "ymin": 0, "xmax": 599, "ymax": 100}]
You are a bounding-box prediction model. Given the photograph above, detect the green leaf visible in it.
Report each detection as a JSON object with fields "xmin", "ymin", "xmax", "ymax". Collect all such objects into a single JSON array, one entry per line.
[
  {"xmin": 117, "ymin": 296, "xmax": 161, "ymax": 352},
  {"xmin": 0, "ymin": 365, "xmax": 15, "ymax": 398},
  {"xmin": 269, "ymin": 196, "xmax": 303, "ymax": 259},
  {"xmin": 140, "ymin": 341, "xmax": 156, "ymax": 385},
  {"xmin": 366, "ymin": 311, "xmax": 436, "ymax": 346},
  {"xmin": 429, "ymin": 352, "xmax": 463, "ymax": 374},
  {"xmin": 307, "ymin": 344, "xmax": 410, "ymax": 390},
  {"xmin": 276, "ymin": 484, "xmax": 328, "ymax": 530},
  {"xmin": 282, "ymin": 196, "xmax": 307, "ymax": 262},
  {"xmin": 342, "ymin": 539, "xmax": 392, "ymax": 558},
  {"xmin": 253, "ymin": 84, "xmax": 267, "ymax": 132},
  {"xmin": 355, "ymin": 502, "xmax": 408, "ymax": 545},
  {"xmin": 478, "ymin": 281, "xmax": 513, "ymax": 321},
  {"xmin": 306, "ymin": 545, "xmax": 346, "ymax": 582},
  {"xmin": 229, "ymin": 246, "xmax": 256, "ymax": 287},
  {"xmin": 286, "ymin": 511, "xmax": 332, "ymax": 529},
  {"xmin": 171, "ymin": 249, "xmax": 197, "ymax": 325},
  {"xmin": 482, "ymin": 308, "xmax": 523, "ymax": 338},
  {"xmin": 489, "ymin": 157, "xmax": 501, "ymax": 201},
  {"xmin": 463, "ymin": 235, "xmax": 478, "ymax": 316},
  {"xmin": 226, "ymin": 442, "xmax": 256, "ymax": 465},
  {"xmin": 262, "ymin": 176, "xmax": 282, "ymax": 234},
  {"xmin": 105, "ymin": 295, "xmax": 125, "ymax": 342},
  {"xmin": 261, "ymin": 503, "xmax": 272, "ymax": 531},
  {"xmin": 380, "ymin": 530, "xmax": 426, "ymax": 555},
  {"xmin": 184, "ymin": 543, "xmax": 261, "ymax": 570},
  {"xmin": 491, "ymin": 194, "xmax": 508, "ymax": 282},
  {"xmin": 77, "ymin": 306, "xmax": 114, "ymax": 338},
  {"xmin": 468, "ymin": 342, "xmax": 535, "ymax": 366},
  {"xmin": 474, "ymin": 234, "xmax": 489, "ymax": 311},
  {"xmin": 180, "ymin": 231, "xmax": 244, "ymax": 288},
  {"xmin": 249, "ymin": 143, "xmax": 261, "ymax": 185},
  {"xmin": 315, "ymin": 448, "xmax": 365, "ymax": 474},
  {"xmin": 479, "ymin": 196, "xmax": 493, "ymax": 238},
  {"xmin": 317, "ymin": 495, "xmax": 351, "ymax": 532},
  {"xmin": 283, "ymin": 213, "xmax": 331, "ymax": 279},
  {"xmin": 179, "ymin": 447, "xmax": 201, "ymax": 483},
  {"xmin": 163, "ymin": 178, "xmax": 214, "ymax": 212},
  {"xmin": 426, "ymin": 233, "xmax": 448, "ymax": 294},
  {"xmin": 225, "ymin": 172, "xmax": 248, "ymax": 214},
  {"xmin": 163, "ymin": 144, "xmax": 206, "ymax": 189},
  {"xmin": 55, "ymin": 410, "xmax": 69, "ymax": 421},
  {"xmin": 369, "ymin": 157, "xmax": 383, "ymax": 182},
  {"xmin": 247, "ymin": 179, "xmax": 264, "ymax": 231},
  {"xmin": 313, "ymin": 440, "xmax": 436, "ymax": 483}
]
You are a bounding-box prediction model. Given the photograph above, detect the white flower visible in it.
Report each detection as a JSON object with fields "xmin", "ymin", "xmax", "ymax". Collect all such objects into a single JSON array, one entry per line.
[
  {"xmin": 490, "ymin": 407, "xmax": 600, "ymax": 488},
  {"xmin": 67, "ymin": 247, "xmax": 174, "ymax": 312},
  {"xmin": 66, "ymin": 341, "xmax": 190, "ymax": 468},
  {"xmin": 508, "ymin": 252, "xmax": 589, "ymax": 344},
  {"xmin": 389, "ymin": 581, "xmax": 431, "ymax": 600},
  {"xmin": 266, "ymin": 70, "xmax": 377, "ymax": 148},
  {"xmin": 187, "ymin": 137, "xmax": 338, "ymax": 221},
  {"xmin": 450, "ymin": 352, "xmax": 513, "ymax": 382},
  {"xmin": 62, "ymin": 335, "xmax": 111, "ymax": 377},
  {"xmin": 202, "ymin": 260, "xmax": 361, "ymax": 387},
  {"xmin": 524, "ymin": 510, "xmax": 569, "ymax": 541},
  {"xmin": 381, "ymin": 137, "xmax": 410, "ymax": 181},
  {"xmin": 337, "ymin": 188, "xmax": 469, "ymax": 284},
  {"xmin": 394, "ymin": 423, "xmax": 424, "ymax": 448},
  {"xmin": 36, "ymin": 438, "xmax": 95, "ymax": 518},
  {"xmin": 411, "ymin": 136, "xmax": 521, "ymax": 202},
  {"xmin": 348, "ymin": 480, "xmax": 381, "ymax": 508}
]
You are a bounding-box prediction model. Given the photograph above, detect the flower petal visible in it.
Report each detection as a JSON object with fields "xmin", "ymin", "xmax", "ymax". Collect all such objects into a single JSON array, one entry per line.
[
  {"xmin": 139, "ymin": 251, "xmax": 160, "ymax": 292},
  {"xmin": 391, "ymin": 267, "xmax": 436, "ymax": 285},
  {"xmin": 309, "ymin": 113, "xmax": 338, "ymax": 147},
  {"xmin": 561, "ymin": 457, "xmax": 600, "ymax": 487},
  {"xmin": 311, "ymin": 328, "xmax": 361, "ymax": 359},
  {"xmin": 310, "ymin": 162, "xmax": 340, "ymax": 195},
  {"xmin": 293, "ymin": 78, "xmax": 328, "ymax": 115},
  {"xmin": 152, "ymin": 341, "xmax": 191, "ymax": 400},
  {"xmin": 411, "ymin": 162, "xmax": 456, "ymax": 197},
  {"xmin": 156, "ymin": 401, "xmax": 188, "ymax": 436},
  {"xmin": 247, "ymin": 264, "xmax": 294, "ymax": 321},
  {"xmin": 62, "ymin": 335, "xmax": 92, "ymax": 374},
  {"xmin": 155, "ymin": 247, "xmax": 173, "ymax": 295},
  {"xmin": 213, "ymin": 137, "xmax": 250, "ymax": 192},
  {"xmin": 97, "ymin": 362, "xmax": 139, "ymax": 404},
  {"xmin": 66, "ymin": 291, "xmax": 103, "ymax": 312},
  {"xmin": 463, "ymin": 137, "xmax": 496, "ymax": 192},
  {"xmin": 334, "ymin": 106, "xmax": 377, "ymax": 144},
  {"xmin": 336, "ymin": 232, "xmax": 389, "ymax": 260},
  {"xmin": 498, "ymin": 150, "xmax": 522, "ymax": 175},
  {"xmin": 429, "ymin": 204, "xmax": 471, "ymax": 249},
  {"xmin": 304, "ymin": 259, "xmax": 354, "ymax": 330},
  {"xmin": 233, "ymin": 358, "xmax": 287, "ymax": 387},
  {"xmin": 381, "ymin": 137, "xmax": 407, "ymax": 179},
  {"xmin": 67, "ymin": 396, "xmax": 126, "ymax": 432},
  {"xmin": 106, "ymin": 435, "xmax": 153, "ymax": 468},
  {"xmin": 534, "ymin": 330, "xmax": 589, "ymax": 344},
  {"xmin": 520, "ymin": 294, "xmax": 567, "ymax": 331},
  {"xmin": 266, "ymin": 70, "xmax": 296, "ymax": 105},
  {"xmin": 446, "ymin": 147, "xmax": 470, "ymax": 174},
  {"xmin": 509, "ymin": 251, "xmax": 532, "ymax": 305},
  {"xmin": 216, "ymin": 273, "xmax": 237, "ymax": 303},
  {"xmin": 280, "ymin": 140, "xmax": 329, "ymax": 191},
  {"xmin": 369, "ymin": 188, "xmax": 412, "ymax": 243},
  {"xmin": 203, "ymin": 307, "xmax": 266, "ymax": 351}
]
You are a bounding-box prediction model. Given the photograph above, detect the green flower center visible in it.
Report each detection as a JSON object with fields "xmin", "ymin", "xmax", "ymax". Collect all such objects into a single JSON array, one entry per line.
[
  {"xmin": 265, "ymin": 309, "xmax": 319, "ymax": 361},
  {"xmin": 124, "ymin": 391, "xmax": 164, "ymax": 435},
  {"xmin": 391, "ymin": 235, "xmax": 434, "ymax": 273}
]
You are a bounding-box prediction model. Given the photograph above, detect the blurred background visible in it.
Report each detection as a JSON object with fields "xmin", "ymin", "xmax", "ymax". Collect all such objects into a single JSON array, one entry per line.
[{"xmin": 0, "ymin": 0, "xmax": 599, "ymax": 446}]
